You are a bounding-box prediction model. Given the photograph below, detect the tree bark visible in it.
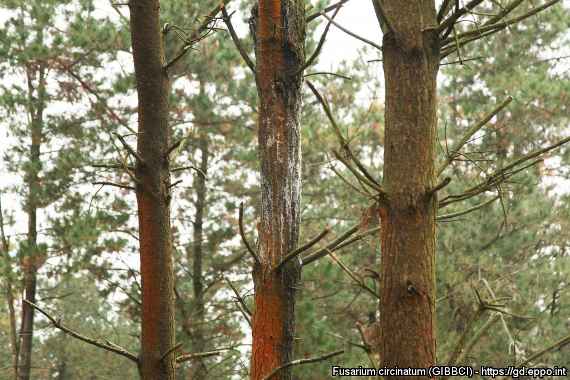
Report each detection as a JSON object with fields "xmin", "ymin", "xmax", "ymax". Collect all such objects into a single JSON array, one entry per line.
[
  {"xmin": 18, "ymin": 63, "xmax": 46, "ymax": 380},
  {"xmin": 129, "ymin": 0, "xmax": 175, "ymax": 378},
  {"xmin": 250, "ymin": 1, "xmax": 305, "ymax": 380},
  {"xmin": 188, "ymin": 102, "xmax": 209, "ymax": 379},
  {"xmin": 375, "ymin": 0, "xmax": 440, "ymax": 375},
  {"xmin": 1, "ymin": 197, "xmax": 19, "ymax": 380}
]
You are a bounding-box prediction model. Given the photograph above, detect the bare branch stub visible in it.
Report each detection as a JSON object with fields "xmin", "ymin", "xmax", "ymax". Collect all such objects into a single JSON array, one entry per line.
[
  {"xmin": 427, "ymin": 177, "xmax": 452, "ymax": 196},
  {"xmin": 238, "ymin": 202, "xmax": 260, "ymax": 265},
  {"xmin": 113, "ymin": 132, "xmax": 145, "ymax": 165},
  {"xmin": 275, "ymin": 227, "xmax": 330, "ymax": 272}
]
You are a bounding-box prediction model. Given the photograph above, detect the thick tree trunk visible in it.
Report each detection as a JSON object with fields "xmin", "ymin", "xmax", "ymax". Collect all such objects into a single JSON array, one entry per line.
[
  {"xmin": 188, "ymin": 118, "xmax": 209, "ymax": 379},
  {"xmin": 18, "ymin": 64, "xmax": 46, "ymax": 380},
  {"xmin": 129, "ymin": 1, "xmax": 175, "ymax": 378},
  {"xmin": 375, "ymin": 0, "xmax": 440, "ymax": 375},
  {"xmin": 250, "ymin": 2, "xmax": 305, "ymax": 380}
]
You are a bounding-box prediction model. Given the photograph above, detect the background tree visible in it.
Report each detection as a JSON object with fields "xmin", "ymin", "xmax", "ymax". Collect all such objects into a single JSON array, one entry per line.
[{"xmin": 0, "ymin": 1, "xmax": 132, "ymax": 378}]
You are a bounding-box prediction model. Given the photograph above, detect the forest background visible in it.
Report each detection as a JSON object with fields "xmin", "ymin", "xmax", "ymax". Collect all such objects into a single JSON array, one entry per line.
[{"xmin": 0, "ymin": 0, "xmax": 569, "ymax": 379}]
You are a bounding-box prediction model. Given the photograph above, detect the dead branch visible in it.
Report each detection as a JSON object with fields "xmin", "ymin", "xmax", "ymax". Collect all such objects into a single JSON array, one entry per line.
[
  {"xmin": 437, "ymin": 96, "xmax": 513, "ymax": 177},
  {"xmin": 442, "ymin": 0, "xmax": 561, "ymax": 58},
  {"xmin": 326, "ymin": 249, "xmax": 379, "ymax": 300},
  {"xmin": 437, "ymin": 196, "xmax": 499, "ymax": 221},
  {"xmin": 330, "ymin": 164, "xmax": 374, "ymax": 197},
  {"xmin": 483, "ymin": 0, "xmax": 525, "ymax": 26},
  {"xmin": 332, "ymin": 150, "xmax": 383, "ymax": 194},
  {"xmin": 113, "ymin": 132, "xmax": 144, "ymax": 164},
  {"xmin": 275, "ymin": 227, "xmax": 331, "ymax": 272},
  {"xmin": 161, "ymin": 343, "xmax": 183, "ymax": 362},
  {"xmin": 427, "ymin": 177, "xmax": 452, "ymax": 196},
  {"xmin": 238, "ymin": 202, "xmax": 260, "ymax": 265},
  {"xmin": 307, "ymin": 0, "xmax": 350, "ymax": 23},
  {"xmin": 168, "ymin": 179, "xmax": 183, "ymax": 189},
  {"xmin": 304, "ymin": 71, "xmax": 352, "ymax": 80},
  {"xmin": 224, "ymin": 277, "xmax": 252, "ymax": 327},
  {"xmin": 437, "ymin": 0, "xmax": 455, "ymax": 23},
  {"xmin": 171, "ymin": 165, "xmax": 207, "ymax": 179},
  {"xmin": 296, "ymin": 6, "xmax": 342, "ymax": 75},
  {"xmin": 166, "ymin": 138, "xmax": 183, "ymax": 157},
  {"xmin": 165, "ymin": 1, "xmax": 230, "ymax": 70},
  {"xmin": 321, "ymin": 13, "xmax": 382, "ymax": 51},
  {"xmin": 371, "ymin": 0, "xmax": 395, "ymax": 34},
  {"xmin": 438, "ymin": 0, "xmax": 486, "ymax": 35},
  {"xmin": 306, "ymin": 80, "xmax": 387, "ymax": 200},
  {"xmin": 23, "ymin": 300, "xmax": 138, "ymax": 363},
  {"xmin": 64, "ymin": 67, "xmax": 136, "ymax": 134},
  {"xmin": 92, "ymin": 181, "xmax": 135, "ymax": 191},
  {"xmin": 222, "ymin": 6, "xmax": 255, "ymax": 73},
  {"xmin": 440, "ymin": 134, "xmax": 570, "ymax": 207},
  {"xmin": 518, "ymin": 333, "xmax": 570, "ymax": 366},
  {"xmin": 176, "ymin": 349, "xmax": 226, "ymax": 364},
  {"xmin": 455, "ymin": 314, "xmax": 500, "ymax": 365},
  {"xmin": 302, "ymin": 224, "xmax": 382, "ymax": 266},
  {"xmin": 262, "ymin": 350, "xmax": 344, "ymax": 380},
  {"xmin": 90, "ymin": 162, "xmax": 135, "ymax": 171}
]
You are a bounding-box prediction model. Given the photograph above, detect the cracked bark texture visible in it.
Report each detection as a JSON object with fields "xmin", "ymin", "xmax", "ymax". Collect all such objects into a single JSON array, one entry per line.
[
  {"xmin": 375, "ymin": 0, "xmax": 440, "ymax": 376},
  {"xmin": 250, "ymin": 1, "xmax": 305, "ymax": 379},
  {"xmin": 129, "ymin": 0, "xmax": 175, "ymax": 378}
]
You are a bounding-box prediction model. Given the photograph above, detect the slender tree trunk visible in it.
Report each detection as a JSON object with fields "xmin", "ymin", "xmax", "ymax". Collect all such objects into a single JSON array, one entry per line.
[
  {"xmin": 250, "ymin": 1, "xmax": 305, "ymax": 379},
  {"xmin": 129, "ymin": 1, "xmax": 175, "ymax": 378},
  {"xmin": 188, "ymin": 104, "xmax": 209, "ymax": 379},
  {"xmin": 1, "ymin": 197, "xmax": 19, "ymax": 380},
  {"xmin": 18, "ymin": 64, "xmax": 46, "ymax": 380},
  {"xmin": 375, "ymin": 0, "xmax": 440, "ymax": 374}
]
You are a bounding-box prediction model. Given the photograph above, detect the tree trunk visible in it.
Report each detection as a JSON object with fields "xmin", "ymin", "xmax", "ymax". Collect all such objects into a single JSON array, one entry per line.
[
  {"xmin": 250, "ymin": 1, "xmax": 305, "ymax": 379},
  {"xmin": 129, "ymin": 0, "xmax": 175, "ymax": 378},
  {"xmin": 18, "ymin": 63, "xmax": 46, "ymax": 380},
  {"xmin": 1, "ymin": 197, "xmax": 19, "ymax": 380},
  {"xmin": 375, "ymin": 0, "xmax": 440, "ymax": 375},
  {"xmin": 188, "ymin": 105, "xmax": 209, "ymax": 379}
]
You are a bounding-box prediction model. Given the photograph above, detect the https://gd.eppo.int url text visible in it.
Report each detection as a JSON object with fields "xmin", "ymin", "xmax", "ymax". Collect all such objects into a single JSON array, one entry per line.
[{"xmin": 331, "ymin": 365, "xmax": 568, "ymax": 378}]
